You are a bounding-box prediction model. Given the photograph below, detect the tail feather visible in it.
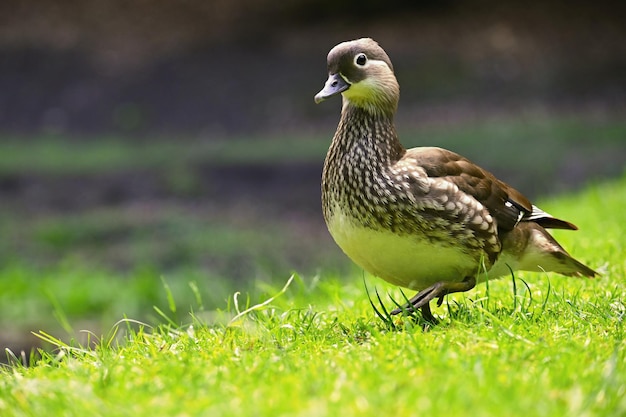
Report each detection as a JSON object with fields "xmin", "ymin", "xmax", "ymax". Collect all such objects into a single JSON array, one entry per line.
[
  {"xmin": 551, "ymin": 251, "xmax": 598, "ymax": 278},
  {"xmin": 504, "ymin": 222, "xmax": 598, "ymax": 278},
  {"xmin": 526, "ymin": 205, "xmax": 578, "ymax": 230}
]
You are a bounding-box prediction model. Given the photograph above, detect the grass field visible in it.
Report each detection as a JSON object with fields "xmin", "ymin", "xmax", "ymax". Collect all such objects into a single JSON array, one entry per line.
[{"xmin": 0, "ymin": 116, "xmax": 625, "ymax": 416}]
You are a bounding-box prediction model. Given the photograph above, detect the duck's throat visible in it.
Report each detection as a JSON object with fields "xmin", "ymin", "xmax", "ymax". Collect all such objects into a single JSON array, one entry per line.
[
  {"xmin": 327, "ymin": 105, "xmax": 404, "ymax": 170},
  {"xmin": 322, "ymin": 105, "xmax": 405, "ymax": 227}
]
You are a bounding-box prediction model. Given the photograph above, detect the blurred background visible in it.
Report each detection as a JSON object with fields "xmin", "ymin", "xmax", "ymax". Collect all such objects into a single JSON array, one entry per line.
[{"xmin": 1, "ymin": 0, "xmax": 625, "ymax": 359}]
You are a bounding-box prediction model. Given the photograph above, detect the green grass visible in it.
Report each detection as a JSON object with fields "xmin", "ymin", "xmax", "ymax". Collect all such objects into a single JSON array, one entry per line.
[
  {"xmin": 1, "ymin": 174, "xmax": 625, "ymax": 416},
  {"xmin": 0, "ymin": 204, "xmax": 346, "ymax": 336}
]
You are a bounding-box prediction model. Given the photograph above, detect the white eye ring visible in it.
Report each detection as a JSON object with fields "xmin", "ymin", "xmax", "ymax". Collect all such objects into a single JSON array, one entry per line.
[{"xmin": 355, "ymin": 53, "xmax": 367, "ymax": 66}]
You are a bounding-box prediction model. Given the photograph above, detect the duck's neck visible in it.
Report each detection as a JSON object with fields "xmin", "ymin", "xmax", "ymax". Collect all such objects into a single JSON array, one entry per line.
[
  {"xmin": 325, "ymin": 104, "xmax": 405, "ymax": 174},
  {"xmin": 322, "ymin": 104, "xmax": 406, "ymax": 224}
]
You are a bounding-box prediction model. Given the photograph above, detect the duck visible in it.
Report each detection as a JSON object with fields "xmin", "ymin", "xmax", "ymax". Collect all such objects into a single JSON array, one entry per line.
[{"xmin": 314, "ymin": 38, "xmax": 596, "ymax": 322}]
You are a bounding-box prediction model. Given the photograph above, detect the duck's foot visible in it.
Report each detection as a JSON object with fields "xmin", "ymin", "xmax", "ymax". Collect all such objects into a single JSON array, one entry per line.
[
  {"xmin": 390, "ymin": 276, "xmax": 477, "ymax": 320},
  {"xmin": 418, "ymin": 303, "xmax": 438, "ymax": 324}
]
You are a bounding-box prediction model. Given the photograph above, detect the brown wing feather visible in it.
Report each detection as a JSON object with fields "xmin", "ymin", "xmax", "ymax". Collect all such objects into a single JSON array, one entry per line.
[{"xmin": 404, "ymin": 147, "xmax": 577, "ymax": 232}]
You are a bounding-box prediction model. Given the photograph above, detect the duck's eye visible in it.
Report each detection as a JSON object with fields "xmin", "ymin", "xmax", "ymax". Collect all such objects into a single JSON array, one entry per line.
[{"xmin": 355, "ymin": 53, "xmax": 367, "ymax": 66}]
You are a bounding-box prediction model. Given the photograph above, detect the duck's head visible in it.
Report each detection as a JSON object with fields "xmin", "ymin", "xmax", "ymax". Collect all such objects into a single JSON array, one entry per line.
[{"xmin": 314, "ymin": 38, "xmax": 399, "ymax": 115}]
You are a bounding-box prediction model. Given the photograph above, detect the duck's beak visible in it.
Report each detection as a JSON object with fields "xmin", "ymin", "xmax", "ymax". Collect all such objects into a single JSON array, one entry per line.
[{"xmin": 314, "ymin": 73, "xmax": 350, "ymax": 103}]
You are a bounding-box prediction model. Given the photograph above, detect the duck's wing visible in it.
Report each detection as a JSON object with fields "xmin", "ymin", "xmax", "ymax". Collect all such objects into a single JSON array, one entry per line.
[{"xmin": 404, "ymin": 147, "xmax": 578, "ymax": 232}]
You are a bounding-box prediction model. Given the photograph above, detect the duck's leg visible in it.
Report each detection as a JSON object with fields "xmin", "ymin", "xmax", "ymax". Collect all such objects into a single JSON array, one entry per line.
[
  {"xmin": 419, "ymin": 303, "xmax": 437, "ymax": 323},
  {"xmin": 390, "ymin": 276, "xmax": 477, "ymax": 319}
]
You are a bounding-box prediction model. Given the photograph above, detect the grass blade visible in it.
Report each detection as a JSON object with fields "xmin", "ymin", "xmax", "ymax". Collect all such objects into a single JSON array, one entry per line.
[{"xmin": 228, "ymin": 274, "xmax": 295, "ymax": 325}]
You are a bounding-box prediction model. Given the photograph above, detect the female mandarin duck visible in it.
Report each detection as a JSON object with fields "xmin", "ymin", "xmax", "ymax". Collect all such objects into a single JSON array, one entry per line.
[{"xmin": 315, "ymin": 38, "xmax": 596, "ymax": 321}]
